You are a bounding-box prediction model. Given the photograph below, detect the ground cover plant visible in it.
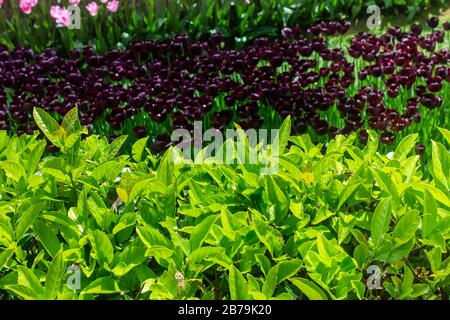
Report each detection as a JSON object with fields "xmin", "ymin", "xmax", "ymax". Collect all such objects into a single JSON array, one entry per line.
[
  {"xmin": 0, "ymin": 1, "xmax": 450, "ymax": 302},
  {"xmin": 0, "ymin": 108, "xmax": 449, "ymax": 300}
]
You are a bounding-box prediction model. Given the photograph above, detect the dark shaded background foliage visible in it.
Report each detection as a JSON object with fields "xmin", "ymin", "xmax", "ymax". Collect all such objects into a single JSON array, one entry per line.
[{"xmin": 0, "ymin": 0, "xmax": 448, "ymax": 54}]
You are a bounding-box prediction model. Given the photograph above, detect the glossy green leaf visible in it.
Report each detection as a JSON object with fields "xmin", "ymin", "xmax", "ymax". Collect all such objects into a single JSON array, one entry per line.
[
  {"xmin": 289, "ymin": 278, "xmax": 327, "ymax": 300},
  {"xmin": 81, "ymin": 277, "xmax": 120, "ymax": 295},
  {"xmin": 422, "ymin": 189, "xmax": 438, "ymax": 239},
  {"xmin": 15, "ymin": 203, "xmax": 45, "ymax": 240},
  {"xmin": 32, "ymin": 220, "xmax": 61, "ymax": 258},
  {"xmin": 228, "ymin": 265, "xmax": 249, "ymax": 300},
  {"xmin": 0, "ymin": 160, "xmax": 27, "ymax": 182},
  {"xmin": 16, "ymin": 266, "xmax": 45, "ymax": 299},
  {"xmin": 44, "ymin": 250, "xmax": 64, "ymax": 300},
  {"xmin": 393, "ymin": 133, "xmax": 417, "ymax": 161},
  {"xmin": 61, "ymin": 107, "xmax": 81, "ymax": 135},
  {"xmin": 370, "ymin": 197, "xmax": 392, "ymax": 249},
  {"xmin": 89, "ymin": 230, "xmax": 114, "ymax": 267},
  {"xmin": 189, "ymin": 214, "xmax": 219, "ymax": 251},
  {"xmin": 132, "ymin": 137, "xmax": 149, "ymax": 163},
  {"xmin": 392, "ymin": 210, "xmax": 419, "ymax": 243},
  {"xmin": 33, "ymin": 107, "xmax": 65, "ymax": 148}
]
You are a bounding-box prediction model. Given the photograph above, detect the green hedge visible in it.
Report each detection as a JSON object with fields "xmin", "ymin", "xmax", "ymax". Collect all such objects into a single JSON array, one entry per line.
[{"xmin": 0, "ymin": 108, "xmax": 448, "ymax": 300}]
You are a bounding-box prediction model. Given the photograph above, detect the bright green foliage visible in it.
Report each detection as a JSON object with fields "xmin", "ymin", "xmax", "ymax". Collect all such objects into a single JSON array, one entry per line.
[{"xmin": 0, "ymin": 108, "xmax": 449, "ymax": 300}]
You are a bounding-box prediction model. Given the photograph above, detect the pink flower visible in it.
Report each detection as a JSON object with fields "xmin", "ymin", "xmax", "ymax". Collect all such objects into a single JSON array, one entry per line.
[
  {"xmin": 86, "ymin": 1, "xmax": 99, "ymax": 16},
  {"xmin": 50, "ymin": 5, "xmax": 71, "ymax": 26},
  {"xmin": 70, "ymin": 0, "xmax": 81, "ymax": 5},
  {"xmin": 50, "ymin": 5, "xmax": 63, "ymax": 18},
  {"xmin": 106, "ymin": 0, "xmax": 119, "ymax": 13},
  {"xmin": 0, "ymin": 0, "xmax": 3, "ymax": 8},
  {"xmin": 50, "ymin": 6, "xmax": 58, "ymax": 18},
  {"xmin": 19, "ymin": 0, "xmax": 33, "ymax": 14},
  {"xmin": 19, "ymin": 0, "xmax": 39, "ymax": 14},
  {"xmin": 57, "ymin": 9, "xmax": 71, "ymax": 26},
  {"xmin": 24, "ymin": 0, "xmax": 38, "ymax": 8}
]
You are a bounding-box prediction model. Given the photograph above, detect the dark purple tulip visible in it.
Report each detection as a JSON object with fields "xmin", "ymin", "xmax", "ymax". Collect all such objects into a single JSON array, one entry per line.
[
  {"xmin": 359, "ymin": 130, "xmax": 368, "ymax": 145},
  {"xmin": 293, "ymin": 118, "xmax": 308, "ymax": 133},
  {"xmin": 413, "ymin": 113, "xmax": 421, "ymax": 123},
  {"xmin": 415, "ymin": 143, "xmax": 425, "ymax": 155},
  {"xmin": 427, "ymin": 17, "xmax": 439, "ymax": 28},
  {"xmin": 420, "ymin": 93, "xmax": 438, "ymax": 108},
  {"xmin": 152, "ymin": 134, "xmax": 172, "ymax": 153},
  {"xmin": 380, "ymin": 131, "xmax": 395, "ymax": 145},
  {"xmin": 415, "ymin": 86, "xmax": 427, "ymax": 96},
  {"xmin": 411, "ymin": 24, "xmax": 422, "ymax": 35},
  {"xmin": 133, "ymin": 126, "xmax": 147, "ymax": 138},
  {"xmin": 281, "ymin": 28, "xmax": 294, "ymax": 39},
  {"xmin": 313, "ymin": 120, "xmax": 328, "ymax": 136},
  {"xmin": 435, "ymin": 96, "xmax": 443, "ymax": 108},
  {"xmin": 46, "ymin": 143, "xmax": 59, "ymax": 153},
  {"xmin": 339, "ymin": 21, "xmax": 351, "ymax": 34},
  {"xmin": 212, "ymin": 110, "xmax": 233, "ymax": 127},
  {"xmin": 387, "ymin": 85, "xmax": 399, "ymax": 98},
  {"xmin": 427, "ymin": 78, "xmax": 442, "ymax": 92},
  {"xmin": 209, "ymin": 33, "xmax": 224, "ymax": 46},
  {"xmin": 436, "ymin": 66, "xmax": 448, "ymax": 79}
]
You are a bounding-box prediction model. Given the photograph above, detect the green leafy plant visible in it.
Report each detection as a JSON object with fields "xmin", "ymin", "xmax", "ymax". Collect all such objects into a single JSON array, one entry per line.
[{"xmin": 0, "ymin": 108, "xmax": 448, "ymax": 300}]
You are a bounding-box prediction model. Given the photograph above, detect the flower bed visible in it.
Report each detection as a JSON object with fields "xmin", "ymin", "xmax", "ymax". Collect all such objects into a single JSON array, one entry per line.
[{"xmin": 1, "ymin": 19, "xmax": 450, "ymax": 153}]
